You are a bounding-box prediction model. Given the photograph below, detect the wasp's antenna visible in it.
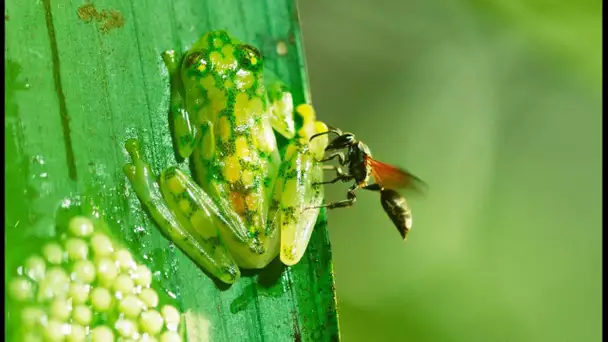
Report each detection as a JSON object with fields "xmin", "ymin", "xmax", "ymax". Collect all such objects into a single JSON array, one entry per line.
[{"xmin": 309, "ymin": 128, "xmax": 343, "ymax": 142}]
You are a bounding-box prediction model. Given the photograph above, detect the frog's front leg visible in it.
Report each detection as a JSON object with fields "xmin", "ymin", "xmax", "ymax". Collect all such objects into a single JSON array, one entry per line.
[
  {"xmin": 266, "ymin": 80, "xmax": 296, "ymax": 140},
  {"xmin": 123, "ymin": 138, "xmax": 240, "ymax": 284},
  {"xmin": 269, "ymin": 104, "xmax": 331, "ymax": 265},
  {"xmin": 162, "ymin": 50, "xmax": 198, "ymax": 159}
]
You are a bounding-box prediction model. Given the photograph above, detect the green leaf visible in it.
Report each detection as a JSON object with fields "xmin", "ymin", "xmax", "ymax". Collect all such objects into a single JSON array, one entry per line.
[{"xmin": 4, "ymin": 0, "xmax": 340, "ymax": 341}]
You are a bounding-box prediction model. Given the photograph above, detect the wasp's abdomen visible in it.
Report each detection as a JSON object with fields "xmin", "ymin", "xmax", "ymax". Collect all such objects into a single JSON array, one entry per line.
[{"xmin": 379, "ymin": 189, "xmax": 412, "ymax": 240}]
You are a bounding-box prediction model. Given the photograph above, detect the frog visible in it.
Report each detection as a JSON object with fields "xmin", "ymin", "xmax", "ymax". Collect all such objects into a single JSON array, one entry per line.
[{"xmin": 123, "ymin": 30, "xmax": 330, "ymax": 284}]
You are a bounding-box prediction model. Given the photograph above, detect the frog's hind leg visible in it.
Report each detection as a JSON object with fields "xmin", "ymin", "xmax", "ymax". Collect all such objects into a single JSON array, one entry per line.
[
  {"xmin": 162, "ymin": 50, "xmax": 198, "ymax": 160},
  {"xmin": 123, "ymin": 138, "xmax": 240, "ymax": 284}
]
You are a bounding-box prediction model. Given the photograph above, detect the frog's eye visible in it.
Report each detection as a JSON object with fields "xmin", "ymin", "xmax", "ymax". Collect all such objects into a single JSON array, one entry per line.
[
  {"xmin": 184, "ymin": 51, "xmax": 209, "ymax": 75},
  {"xmin": 236, "ymin": 44, "xmax": 263, "ymax": 71}
]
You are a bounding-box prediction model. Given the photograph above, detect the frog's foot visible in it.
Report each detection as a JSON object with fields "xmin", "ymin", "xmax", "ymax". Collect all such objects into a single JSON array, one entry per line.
[
  {"xmin": 266, "ymin": 81, "xmax": 296, "ymax": 139},
  {"xmin": 294, "ymin": 104, "xmax": 330, "ymax": 159},
  {"xmin": 123, "ymin": 138, "xmax": 240, "ymax": 284},
  {"xmin": 162, "ymin": 50, "xmax": 198, "ymax": 160},
  {"xmin": 272, "ymin": 106, "xmax": 330, "ymax": 265}
]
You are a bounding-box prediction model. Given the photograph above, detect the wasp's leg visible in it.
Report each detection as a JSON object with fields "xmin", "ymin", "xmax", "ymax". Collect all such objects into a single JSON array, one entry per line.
[
  {"xmin": 313, "ymin": 168, "xmax": 352, "ymax": 186},
  {"xmin": 318, "ymin": 151, "xmax": 347, "ymax": 165},
  {"xmin": 123, "ymin": 138, "xmax": 240, "ymax": 284},
  {"xmin": 323, "ymin": 165, "xmax": 354, "ymax": 184},
  {"xmin": 323, "ymin": 164, "xmax": 348, "ymax": 176},
  {"xmin": 320, "ymin": 192, "xmax": 357, "ymax": 210},
  {"xmin": 361, "ymin": 183, "xmax": 383, "ymax": 192},
  {"xmin": 162, "ymin": 50, "xmax": 198, "ymax": 159},
  {"xmin": 312, "ymin": 186, "xmax": 358, "ymax": 210}
]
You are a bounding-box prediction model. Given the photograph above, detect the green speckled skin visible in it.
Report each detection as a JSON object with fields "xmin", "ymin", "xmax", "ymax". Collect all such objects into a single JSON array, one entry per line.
[{"xmin": 124, "ymin": 31, "xmax": 330, "ymax": 283}]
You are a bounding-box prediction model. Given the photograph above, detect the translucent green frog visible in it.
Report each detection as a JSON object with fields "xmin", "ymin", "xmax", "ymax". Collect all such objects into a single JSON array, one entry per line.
[{"xmin": 123, "ymin": 30, "xmax": 330, "ymax": 284}]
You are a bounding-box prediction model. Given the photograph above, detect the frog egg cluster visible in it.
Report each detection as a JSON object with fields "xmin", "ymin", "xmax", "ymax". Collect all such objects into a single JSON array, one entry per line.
[{"xmin": 8, "ymin": 215, "xmax": 183, "ymax": 342}]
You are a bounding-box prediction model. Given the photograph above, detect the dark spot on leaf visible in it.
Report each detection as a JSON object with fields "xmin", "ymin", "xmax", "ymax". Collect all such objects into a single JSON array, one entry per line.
[
  {"xmin": 76, "ymin": 4, "xmax": 97, "ymax": 22},
  {"xmin": 76, "ymin": 4, "xmax": 124, "ymax": 34}
]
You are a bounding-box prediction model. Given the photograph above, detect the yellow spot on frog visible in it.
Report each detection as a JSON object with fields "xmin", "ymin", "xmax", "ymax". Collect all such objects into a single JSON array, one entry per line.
[
  {"xmin": 242, "ymin": 170, "xmax": 255, "ymax": 187},
  {"xmin": 245, "ymin": 192, "xmax": 260, "ymax": 211},
  {"xmin": 251, "ymin": 56, "xmax": 258, "ymax": 65},
  {"xmin": 235, "ymin": 136, "xmax": 250, "ymax": 160},
  {"xmin": 167, "ymin": 176, "xmax": 183, "ymax": 193},
  {"xmin": 234, "ymin": 93, "xmax": 250, "ymax": 126},
  {"xmin": 218, "ymin": 116, "xmax": 231, "ymax": 142},
  {"xmin": 178, "ymin": 199, "xmax": 190, "ymax": 213},
  {"xmin": 223, "ymin": 155, "xmax": 241, "ymax": 183},
  {"xmin": 190, "ymin": 211, "xmax": 215, "ymax": 239},
  {"xmin": 248, "ymin": 97, "xmax": 265, "ymax": 118},
  {"xmin": 196, "ymin": 63, "xmax": 206, "ymax": 73},
  {"xmin": 210, "ymin": 90, "xmax": 227, "ymax": 119},
  {"xmin": 224, "ymin": 79, "xmax": 234, "ymax": 89}
]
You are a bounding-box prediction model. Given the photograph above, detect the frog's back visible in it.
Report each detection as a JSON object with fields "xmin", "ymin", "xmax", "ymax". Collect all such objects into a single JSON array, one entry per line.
[{"xmin": 184, "ymin": 31, "xmax": 281, "ymax": 266}]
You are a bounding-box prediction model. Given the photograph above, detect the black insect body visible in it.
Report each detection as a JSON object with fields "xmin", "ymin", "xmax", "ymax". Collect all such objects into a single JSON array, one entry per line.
[{"xmin": 309, "ymin": 127, "xmax": 426, "ymax": 241}]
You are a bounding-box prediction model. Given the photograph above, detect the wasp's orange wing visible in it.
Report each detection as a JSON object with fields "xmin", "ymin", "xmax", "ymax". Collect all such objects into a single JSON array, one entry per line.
[{"xmin": 368, "ymin": 158, "xmax": 428, "ymax": 194}]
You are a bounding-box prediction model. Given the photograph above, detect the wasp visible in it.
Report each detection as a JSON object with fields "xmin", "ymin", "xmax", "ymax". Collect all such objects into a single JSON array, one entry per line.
[{"xmin": 309, "ymin": 127, "xmax": 427, "ymax": 241}]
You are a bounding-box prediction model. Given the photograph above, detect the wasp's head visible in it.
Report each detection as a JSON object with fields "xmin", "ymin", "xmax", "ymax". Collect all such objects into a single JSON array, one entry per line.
[{"xmin": 325, "ymin": 133, "xmax": 356, "ymax": 151}]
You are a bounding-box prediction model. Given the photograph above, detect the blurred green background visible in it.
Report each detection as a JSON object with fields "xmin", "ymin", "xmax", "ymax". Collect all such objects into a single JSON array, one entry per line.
[{"xmin": 299, "ymin": 0, "xmax": 601, "ymax": 341}]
